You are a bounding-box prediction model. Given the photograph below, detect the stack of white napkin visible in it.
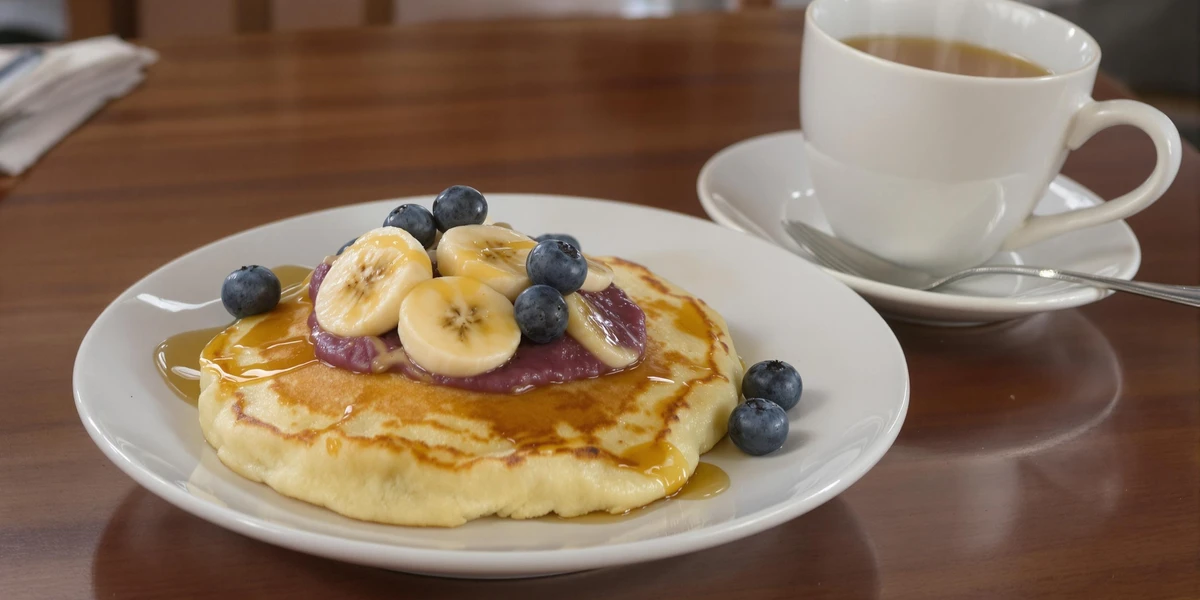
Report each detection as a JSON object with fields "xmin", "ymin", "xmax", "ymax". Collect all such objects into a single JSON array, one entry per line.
[{"xmin": 0, "ymin": 35, "xmax": 156, "ymax": 175}]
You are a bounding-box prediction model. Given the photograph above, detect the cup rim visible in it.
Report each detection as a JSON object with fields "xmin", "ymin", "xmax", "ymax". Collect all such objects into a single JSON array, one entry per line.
[{"xmin": 805, "ymin": 0, "xmax": 1102, "ymax": 84}]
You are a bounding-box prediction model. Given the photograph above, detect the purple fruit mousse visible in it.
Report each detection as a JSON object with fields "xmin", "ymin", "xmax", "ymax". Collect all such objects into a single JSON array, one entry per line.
[{"xmin": 306, "ymin": 261, "xmax": 646, "ymax": 393}]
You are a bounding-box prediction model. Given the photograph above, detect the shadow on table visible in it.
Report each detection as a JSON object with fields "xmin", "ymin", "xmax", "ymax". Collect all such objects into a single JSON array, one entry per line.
[
  {"xmin": 888, "ymin": 309, "xmax": 1122, "ymax": 458},
  {"xmin": 92, "ymin": 490, "xmax": 880, "ymax": 599},
  {"xmin": 872, "ymin": 309, "xmax": 1126, "ymax": 557}
]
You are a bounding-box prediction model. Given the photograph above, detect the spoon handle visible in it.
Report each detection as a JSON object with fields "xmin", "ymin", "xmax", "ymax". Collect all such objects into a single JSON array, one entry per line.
[{"xmin": 933, "ymin": 266, "xmax": 1200, "ymax": 308}]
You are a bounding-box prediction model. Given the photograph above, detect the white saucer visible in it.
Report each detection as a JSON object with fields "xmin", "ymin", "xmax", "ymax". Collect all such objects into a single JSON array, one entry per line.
[
  {"xmin": 74, "ymin": 194, "xmax": 908, "ymax": 578},
  {"xmin": 698, "ymin": 131, "xmax": 1142, "ymax": 325}
]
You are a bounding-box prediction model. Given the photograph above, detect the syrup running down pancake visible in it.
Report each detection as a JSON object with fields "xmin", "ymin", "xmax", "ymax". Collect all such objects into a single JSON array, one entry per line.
[{"xmin": 197, "ymin": 258, "xmax": 743, "ymax": 526}]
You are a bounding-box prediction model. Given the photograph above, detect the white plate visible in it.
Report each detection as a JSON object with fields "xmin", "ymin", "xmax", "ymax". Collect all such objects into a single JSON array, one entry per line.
[
  {"xmin": 74, "ymin": 194, "xmax": 908, "ymax": 578},
  {"xmin": 698, "ymin": 131, "xmax": 1142, "ymax": 325}
]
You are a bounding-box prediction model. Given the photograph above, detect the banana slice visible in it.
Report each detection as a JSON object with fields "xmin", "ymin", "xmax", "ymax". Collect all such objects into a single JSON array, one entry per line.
[
  {"xmin": 565, "ymin": 293, "xmax": 640, "ymax": 369},
  {"xmin": 481, "ymin": 217, "xmax": 515, "ymax": 230},
  {"xmin": 580, "ymin": 256, "xmax": 614, "ymax": 292},
  {"xmin": 427, "ymin": 229, "xmax": 442, "ymax": 265},
  {"xmin": 397, "ymin": 276, "xmax": 521, "ymax": 377},
  {"xmin": 436, "ymin": 224, "xmax": 537, "ymax": 301},
  {"xmin": 315, "ymin": 227, "xmax": 433, "ymax": 337}
]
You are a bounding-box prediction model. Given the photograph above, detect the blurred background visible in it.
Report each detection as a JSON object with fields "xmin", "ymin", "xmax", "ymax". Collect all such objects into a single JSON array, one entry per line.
[{"xmin": 1, "ymin": 0, "xmax": 1195, "ymax": 144}]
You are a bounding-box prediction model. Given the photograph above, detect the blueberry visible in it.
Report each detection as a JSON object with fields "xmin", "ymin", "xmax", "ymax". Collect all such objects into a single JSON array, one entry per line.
[
  {"xmin": 431, "ymin": 185, "xmax": 488, "ymax": 231},
  {"xmin": 742, "ymin": 360, "xmax": 803, "ymax": 411},
  {"xmin": 535, "ymin": 233, "xmax": 582, "ymax": 252},
  {"xmin": 514, "ymin": 285, "xmax": 569, "ymax": 343},
  {"xmin": 383, "ymin": 204, "xmax": 437, "ymax": 248},
  {"xmin": 336, "ymin": 238, "xmax": 357, "ymax": 255},
  {"xmin": 728, "ymin": 398, "xmax": 789, "ymax": 456},
  {"xmin": 526, "ymin": 239, "xmax": 587, "ymax": 294},
  {"xmin": 221, "ymin": 265, "xmax": 281, "ymax": 319}
]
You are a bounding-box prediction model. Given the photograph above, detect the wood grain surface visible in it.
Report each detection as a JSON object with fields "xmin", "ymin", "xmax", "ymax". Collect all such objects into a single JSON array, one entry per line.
[{"xmin": 1, "ymin": 10, "xmax": 1197, "ymax": 600}]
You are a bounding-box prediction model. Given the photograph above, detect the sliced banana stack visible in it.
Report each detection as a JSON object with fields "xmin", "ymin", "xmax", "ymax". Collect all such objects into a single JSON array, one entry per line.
[
  {"xmin": 397, "ymin": 276, "xmax": 522, "ymax": 377},
  {"xmin": 565, "ymin": 293, "xmax": 640, "ymax": 369},
  {"xmin": 436, "ymin": 225, "xmax": 537, "ymax": 301},
  {"xmin": 315, "ymin": 227, "xmax": 433, "ymax": 337}
]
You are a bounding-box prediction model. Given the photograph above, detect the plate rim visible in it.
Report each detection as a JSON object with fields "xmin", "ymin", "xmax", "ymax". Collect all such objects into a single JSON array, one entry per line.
[
  {"xmin": 697, "ymin": 130, "xmax": 1143, "ymax": 317},
  {"xmin": 74, "ymin": 193, "xmax": 909, "ymax": 576}
]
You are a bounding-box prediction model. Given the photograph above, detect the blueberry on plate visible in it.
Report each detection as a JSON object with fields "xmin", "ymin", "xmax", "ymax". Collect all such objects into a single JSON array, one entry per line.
[
  {"xmin": 221, "ymin": 265, "xmax": 281, "ymax": 319},
  {"xmin": 336, "ymin": 237, "xmax": 357, "ymax": 256},
  {"xmin": 742, "ymin": 360, "xmax": 803, "ymax": 410},
  {"xmin": 728, "ymin": 398, "xmax": 789, "ymax": 456},
  {"xmin": 432, "ymin": 185, "xmax": 488, "ymax": 231},
  {"xmin": 526, "ymin": 239, "xmax": 588, "ymax": 294},
  {"xmin": 514, "ymin": 285, "xmax": 569, "ymax": 343},
  {"xmin": 535, "ymin": 233, "xmax": 582, "ymax": 252},
  {"xmin": 383, "ymin": 204, "xmax": 437, "ymax": 248}
]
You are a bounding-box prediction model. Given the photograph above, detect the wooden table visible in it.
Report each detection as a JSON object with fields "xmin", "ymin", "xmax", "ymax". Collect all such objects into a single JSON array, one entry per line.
[{"xmin": 1, "ymin": 10, "xmax": 1196, "ymax": 599}]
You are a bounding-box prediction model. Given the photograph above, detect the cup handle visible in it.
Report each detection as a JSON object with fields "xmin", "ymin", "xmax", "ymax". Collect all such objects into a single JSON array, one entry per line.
[{"xmin": 1001, "ymin": 99, "xmax": 1182, "ymax": 250}]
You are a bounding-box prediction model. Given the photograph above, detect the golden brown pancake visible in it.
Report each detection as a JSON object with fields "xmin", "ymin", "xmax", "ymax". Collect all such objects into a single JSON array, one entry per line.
[{"xmin": 198, "ymin": 258, "xmax": 742, "ymax": 526}]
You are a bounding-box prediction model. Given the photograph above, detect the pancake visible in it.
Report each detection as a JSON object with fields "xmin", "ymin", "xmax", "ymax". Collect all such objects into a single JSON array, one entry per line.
[{"xmin": 198, "ymin": 257, "xmax": 743, "ymax": 526}]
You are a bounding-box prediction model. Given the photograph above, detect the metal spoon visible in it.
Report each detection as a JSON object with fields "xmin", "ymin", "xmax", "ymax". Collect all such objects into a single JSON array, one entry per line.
[{"xmin": 781, "ymin": 219, "xmax": 1200, "ymax": 308}]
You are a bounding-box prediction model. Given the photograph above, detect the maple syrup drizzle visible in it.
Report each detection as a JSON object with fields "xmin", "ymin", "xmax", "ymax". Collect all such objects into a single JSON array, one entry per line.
[
  {"xmin": 618, "ymin": 439, "xmax": 690, "ymax": 495},
  {"xmin": 153, "ymin": 265, "xmax": 313, "ymax": 405},
  {"xmin": 203, "ymin": 298, "xmax": 318, "ymax": 382},
  {"xmin": 543, "ymin": 461, "xmax": 730, "ymax": 524},
  {"xmin": 156, "ymin": 261, "xmax": 735, "ymax": 514}
]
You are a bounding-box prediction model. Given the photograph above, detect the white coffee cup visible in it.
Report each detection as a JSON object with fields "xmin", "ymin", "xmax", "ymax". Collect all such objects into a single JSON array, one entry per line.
[{"xmin": 801, "ymin": 0, "xmax": 1182, "ymax": 275}]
